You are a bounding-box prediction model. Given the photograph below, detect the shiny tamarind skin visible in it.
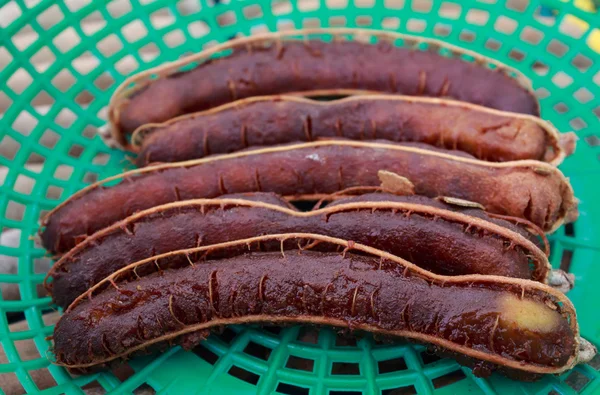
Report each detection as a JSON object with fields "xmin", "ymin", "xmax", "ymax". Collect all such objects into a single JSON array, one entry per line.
[
  {"xmin": 52, "ymin": 234, "xmax": 584, "ymax": 379},
  {"xmin": 109, "ymin": 28, "xmax": 538, "ymax": 146},
  {"xmin": 133, "ymin": 95, "xmax": 565, "ymax": 166},
  {"xmin": 45, "ymin": 192, "xmax": 551, "ymax": 308},
  {"xmin": 39, "ymin": 140, "xmax": 577, "ymax": 254}
]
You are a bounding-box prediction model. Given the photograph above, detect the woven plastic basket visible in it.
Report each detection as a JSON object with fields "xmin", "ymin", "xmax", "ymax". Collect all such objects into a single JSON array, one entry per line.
[{"xmin": 1, "ymin": 0, "xmax": 599, "ymax": 394}]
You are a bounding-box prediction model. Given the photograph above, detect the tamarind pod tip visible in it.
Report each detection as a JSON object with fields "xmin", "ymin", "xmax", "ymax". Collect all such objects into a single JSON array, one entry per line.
[
  {"xmin": 548, "ymin": 270, "xmax": 575, "ymax": 293},
  {"xmin": 577, "ymin": 338, "xmax": 598, "ymax": 365}
]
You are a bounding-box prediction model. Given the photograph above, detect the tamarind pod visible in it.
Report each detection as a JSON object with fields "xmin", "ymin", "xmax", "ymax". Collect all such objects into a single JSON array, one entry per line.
[
  {"xmin": 132, "ymin": 95, "xmax": 567, "ymax": 166},
  {"xmin": 39, "ymin": 141, "xmax": 576, "ymax": 254},
  {"xmin": 53, "ymin": 234, "xmax": 593, "ymax": 378},
  {"xmin": 45, "ymin": 193, "xmax": 556, "ymax": 308},
  {"xmin": 108, "ymin": 28, "xmax": 538, "ymax": 147}
]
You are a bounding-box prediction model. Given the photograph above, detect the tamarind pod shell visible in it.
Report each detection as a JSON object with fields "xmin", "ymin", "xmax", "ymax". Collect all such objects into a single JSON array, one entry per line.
[
  {"xmin": 108, "ymin": 28, "xmax": 538, "ymax": 148},
  {"xmin": 132, "ymin": 95, "xmax": 564, "ymax": 165},
  {"xmin": 53, "ymin": 234, "xmax": 587, "ymax": 379},
  {"xmin": 39, "ymin": 141, "xmax": 576, "ymax": 254},
  {"xmin": 45, "ymin": 193, "xmax": 552, "ymax": 308}
]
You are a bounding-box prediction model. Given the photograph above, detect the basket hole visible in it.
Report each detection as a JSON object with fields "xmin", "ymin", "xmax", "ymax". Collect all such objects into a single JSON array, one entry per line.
[
  {"xmin": 439, "ymin": 2, "xmax": 461, "ymax": 19},
  {"xmin": 122, "ymin": 20, "xmax": 148, "ymax": 43},
  {"xmin": 465, "ymin": 9, "xmax": 489, "ymax": 26},
  {"xmin": 420, "ymin": 350, "xmax": 442, "ymax": 365},
  {"xmin": 565, "ymin": 370, "xmax": 591, "ymax": 392},
  {"xmin": 42, "ymin": 312, "xmax": 59, "ymax": 327},
  {"xmin": 25, "ymin": 152, "xmax": 45, "ymax": 167},
  {"xmin": 272, "ymin": 0, "xmax": 293, "ymax": 15},
  {"xmin": 0, "ymin": 2, "xmax": 22, "ymax": 28},
  {"xmin": 508, "ymin": 48, "xmax": 525, "ymax": 62},
  {"xmin": 53, "ymin": 27, "xmax": 81, "ymax": 53},
  {"xmin": 164, "ymin": 29, "xmax": 186, "ymax": 48},
  {"xmin": 494, "ymin": 15, "xmax": 517, "ymax": 35},
  {"xmin": 432, "ymin": 369, "xmax": 466, "ymax": 388},
  {"xmin": 0, "ymin": 136, "xmax": 20, "ymax": 161},
  {"xmin": 297, "ymin": 0, "xmax": 319, "ymax": 11},
  {"xmin": 80, "ymin": 11, "xmax": 107, "ymax": 36},
  {"xmin": 559, "ymin": 16, "xmax": 587, "ymax": 40},
  {"xmin": 547, "ymin": 39, "xmax": 568, "ymax": 58},
  {"xmin": 115, "ymin": 54, "xmax": 140, "ymax": 75},
  {"xmin": 75, "ymin": 90, "xmax": 95, "ymax": 106},
  {"xmin": 331, "ymin": 361, "xmax": 360, "ymax": 375},
  {"xmin": 302, "ymin": 18, "xmax": 321, "ymax": 29},
  {"xmin": 262, "ymin": 325, "xmax": 283, "ymax": 335},
  {"xmin": 14, "ymin": 174, "xmax": 35, "ymax": 195},
  {"xmin": 217, "ymin": 11, "xmax": 237, "ymax": 27},
  {"xmin": 193, "ymin": 343, "xmax": 219, "ymax": 364},
  {"xmin": 484, "ymin": 38, "xmax": 501, "ymax": 51},
  {"xmin": 571, "ymin": 54, "xmax": 593, "ymax": 73},
  {"xmin": 188, "ymin": 20, "xmax": 209, "ymax": 39},
  {"xmin": 139, "ymin": 42, "xmax": 160, "ymax": 63},
  {"xmin": 51, "ymin": 69, "xmax": 76, "ymax": 93},
  {"xmin": 37, "ymin": 129, "xmax": 60, "ymax": 150},
  {"xmin": 327, "ymin": 0, "xmax": 348, "ymax": 9},
  {"xmin": 406, "ymin": 18, "xmax": 426, "ymax": 33},
  {"xmin": 217, "ymin": 326, "xmax": 238, "ymax": 344},
  {"xmin": 276, "ymin": 382, "xmax": 310, "ymax": 395},
  {"xmin": 382, "ymin": 17, "xmax": 401, "ymax": 30},
  {"xmin": 81, "ymin": 380, "xmax": 106, "ymax": 394},
  {"xmin": 7, "ymin": 68, "xmax": 33, "ymax": 95},
  {"xmin": 228, "ymin": 365, "xmax": 260, "ymax": 385},
  {"xmin": 107, "ymin": 0, "xmax": 132, "ymax": 18},
  {"xmin": 34, "ymin": 257, "xmax": 51, "ymax": 275},
  {"xmin": 384, "ymin": 0, "xmax": 405, "ymax": 9},
  {"xmin": 150, "ymin": 10, "xmax": 176, "ymax": 29},
  {"xmin": 1, "ymin": 279, "xmax": 22, "ymax": 302},
  {"xmin": 553, "ymin": 103, "xmax": 569, "ymax": 114},
  {"xmin": 0, "ymin": 373, "xmax": 25, "ymax": 395},
  {"xmin": 31, "ymin": 47, "xmax": 56, "ymax": 73},
  {"xmin": 585, "ymin": 135, "xmax": 600, "ymax": 147},
  {"xmin": 520, "ymin": 26, "xmax": 543, "ymax": 45},
  {"xmin": 45, "ymin": 185, "xmax": 63, "ymax": 200},
  {"xmin": 53, "ymin": 165, "xmax": 73, "ymax": 181},
  {"xmin": 535, "ymin": 87, "xmax": 550, "ymax": 99},
  {"xmin": 83, "ymin": 171, "xmax": 99, "ymax": 184},
  {"xmin": 433, "ymin": 23, "xmax": 451, "ymax": 37},
  {"xmin": 335, "ymin": 334, "xmax": 357, "ymax": 347},
  {"xmin": 297, "ymin": 327, "xmax": 319, "ymax": 344},
  {"xmin": 111, "ymin": 363, "xmax": 135, "ymax": 382},
  {"xmin": 12, "ymin": 110, "xmax": 38, "ymax": 137},
  {"xmin": 15, "ymin": 338, "xmax": 40, "ymax": 361},
  {"xmin": 6, "ymin": 200, "xmax": 26, "ymax": 222},
  {"xmin": 411, "ymin": 0, "xmax": 431, "ymax": 12},
  {"xmin": 244, "ymin": 341, "xmax": 272, "ymax": 360},
  {"xmin": 176, "ymin": 0, "xmax": 202, "ymax": 16},
  {"xmin": 98, "ymin": 34, "xmax": 124, "ymax": 58},
  {"xmin": 243, "ymin": 4, "xmax": 263, "ymax": 19},
  {"xmin": 378, "ymin": 357, "xmax": 408, "ymax": 373},
  {"xmin": 459, "ymin": 30, "xmax": 476, "ymax": 43},
  {"xmin": 13, "ymin": 25, "xmax": 38, "ymax": 51},
  {"xmin": 0, "ymin": 47, "xmax": 12, "ymax": 73},
  {"xmin": 67, "ymin": 144, "xmax": 84, "ymax": 159},
  {"xmin": 588, "ymin": 353, "xmax": 600, "ymax": 370},
  {"xmin": 286, "ymin": 355, "xmax": 314, "ymax": 371},
  {"xmin": 506, "ymin": 0, "xmax": 527, "ymax": 12},
  {"xmin": 532, "ymin": 60, "xmax": 549, "ymax": 76},
  {"xmin": 574, "ymin": 88, "xmax": 593, "ymax": 104},
  {"xmin": 328, "ymin": 16, "xmax": 347, "ymax": 27},
  {"xmin": 570, "ymin": 117, "xmax": 587, "ymax": 131},
  {"xmin": 560, "ymin": 248, "xmax": 573, "ymax": 273},
  {"xmin": 382, "ymin": 386, "xmax": 417, "ymax": 395},
  {"xmin": 355, "ymin": 15, "xmax": 372, "ymax": 27}
]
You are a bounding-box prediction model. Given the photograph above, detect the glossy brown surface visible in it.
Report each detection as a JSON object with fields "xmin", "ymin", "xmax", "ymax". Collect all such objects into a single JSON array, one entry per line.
[
  {"xmin": 136, "ymin": 96, "xmax": 552, "ymax": 165},
  {"xmin": 53, "ymin": 247, "xmax": 575, "ymax": 377},
  {"xmin": 40, "ymin": 141, "xmax": 575, "ymax": 253},
  {"xmin": 47, "ymin": 193, "xmax": 544, "ymax": 308},
  {"xmin": 116, "ymin": 40, "xmax": 538, "ymax": 136}
]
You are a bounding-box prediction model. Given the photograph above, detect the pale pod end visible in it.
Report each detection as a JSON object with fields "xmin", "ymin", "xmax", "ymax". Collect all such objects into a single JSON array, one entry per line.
[{"xmin": 548, "ymin": 270, "xmax": 575, "ymax": 293}]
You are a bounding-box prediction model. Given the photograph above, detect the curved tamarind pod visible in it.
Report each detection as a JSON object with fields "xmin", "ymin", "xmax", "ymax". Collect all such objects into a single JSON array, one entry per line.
[
  {"xmin": 39, "ymin": 141, "xmax": 577, "ymax": 253},
  {"xmin": 107, "ymin": 28, "xmax": 538, "ymax": 147},
  {"xmin": 132, "ymin": 95, "xmax": 568, "ymax": 166},
  {"xmin": 45, "ymin": 192, "xmax": 560, "ymax": 308},
  {"xmin": 53, "ymin": 234, "xmax": 594, "ymax": 379}
]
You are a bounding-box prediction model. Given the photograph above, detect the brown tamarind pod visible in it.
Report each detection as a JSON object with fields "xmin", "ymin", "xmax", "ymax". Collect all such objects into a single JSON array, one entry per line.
[
  {"xmin": 132, "ymin": 95, "xmax": 569, "ymax": 166},
  {"xmin": 52, "ymin": 234, "xmax": 595, "ymax": 378},
  {"xmin": 39, "ymin": 140, "xmax": 577, "ymax": 254},
  {"xmin": 45, "ymin": 192, "xmax": 567, "ymax": 308},
  {"xmin": 107, "ymin": 28, "xmax": 538, "ymax": 148}
]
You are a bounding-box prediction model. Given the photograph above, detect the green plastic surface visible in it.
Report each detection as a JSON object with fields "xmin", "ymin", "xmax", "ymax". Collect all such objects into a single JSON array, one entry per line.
[{"xmin": 0, "ymin": 0, "xmax": 599, "ymax": 394}]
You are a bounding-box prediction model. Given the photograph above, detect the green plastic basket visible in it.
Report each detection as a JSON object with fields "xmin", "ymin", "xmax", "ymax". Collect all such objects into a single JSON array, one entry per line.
[{"xmin": 1, "ymin": 0, "xmax": 600, "ymax": 394}]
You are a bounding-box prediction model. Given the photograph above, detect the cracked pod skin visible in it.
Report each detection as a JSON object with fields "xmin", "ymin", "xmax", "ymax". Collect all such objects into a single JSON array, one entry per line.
[
  {"xmin": 133, "ymin": 95, "xmax": 567, "ymax": 166},
  {"xmin": 40, "ymin": 140, "xmax": 576, "ymax": 254},
  {"xmin": 53, "ymin": 235, "xmax": 585, "ymax": 380},
  {"xmin": 45, "ymin": 192, "xmax": 552, "ymax": 308}
]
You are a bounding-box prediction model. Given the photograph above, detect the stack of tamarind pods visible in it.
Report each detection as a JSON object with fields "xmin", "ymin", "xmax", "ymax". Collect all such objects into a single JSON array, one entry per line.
[{"xmin": 41, "ymin": 28, "xmax": 596, "ymax": 380}]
